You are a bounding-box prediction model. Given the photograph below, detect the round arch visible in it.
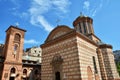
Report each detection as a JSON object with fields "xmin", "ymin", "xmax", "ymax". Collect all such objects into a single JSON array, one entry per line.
[
  {"xmin": 13, "ymin": 32, "xmax": 22, "ymax": 38},
  {"xmin": 23, "ymin": 69, "xmax": 27, "ymax": 75},
  {"xmin": 9, "ymin": 66, "xmax": 18, "ymax": 73},
  {"xmin": 22, "ymin": 68, "xmax": 28, "ymax": 80},
  {"xmin": 14, "ymin": 33, "xmax": 21, "ymax": 41},
  {"xmin": 9, "ymin": 67, "xmax": 17, "ymax": 80},
  {"xmin": 10, "ymin": 67, "xmax": 16, "ymax": 74},
  {"xmin": 45, "ymin": 25, "xmax": 73, "ymax": 42}
]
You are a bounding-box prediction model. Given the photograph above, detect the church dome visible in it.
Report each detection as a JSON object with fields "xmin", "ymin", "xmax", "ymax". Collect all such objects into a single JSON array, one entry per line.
[{"xmin": 73, "ymin": 15, "xmax": 93, "ymax": 27}]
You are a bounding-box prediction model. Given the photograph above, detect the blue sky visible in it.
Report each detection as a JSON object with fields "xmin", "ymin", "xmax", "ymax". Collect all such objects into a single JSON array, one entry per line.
[{"xmin": 0, "ymin": 0, "xmax": 120, "ymax": 51}]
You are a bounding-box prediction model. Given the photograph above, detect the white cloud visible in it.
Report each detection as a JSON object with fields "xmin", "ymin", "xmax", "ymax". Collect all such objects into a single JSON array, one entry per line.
[
  {"xmin": 37, "ymin": 16, "xmax": 54, "ymax": 32},
  {"xmin": 52, "ymin": 0, "xmax": 70, "ymax": 13},
  {"xmin": 28, "ymin": 0, "xmax": 71, "ymax": 32},
  {"xmin": 82, "ymin": 0, "xmax": 105, "ymax": 17},
  {"xmin": 92, "ymin": 0, "xmax": 103, "ymax": 17},
  {"xmin": 9, "ymin": 0, "xmax": 71, "ymax": 32},
  {"xmin": 92, "ymin": 10, "xmax": 97, "ymax": 17},
  {"xmin": 83, "ymin": 1, "xmax": 90, "ymax": 10},
  {"xmin": 24, "ymin": 39, "xmax": 39, "ymax": 44}
]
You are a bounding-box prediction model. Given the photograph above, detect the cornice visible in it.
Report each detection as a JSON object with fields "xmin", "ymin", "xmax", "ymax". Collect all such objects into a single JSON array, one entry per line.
[
  {"xmin": 6, "ymin": 25, "xmax": 26, "ymax": 32},
  {"xmin": 41, "ymin": 30, "xmax": 98, "ymax": 48},
  {"xmin": 99, "ymin": 44, "xmax": 113, "ymax": 49}
]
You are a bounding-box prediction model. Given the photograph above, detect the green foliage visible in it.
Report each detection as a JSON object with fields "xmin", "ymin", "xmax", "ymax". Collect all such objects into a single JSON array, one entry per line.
[{"xmin": 116, "ymin": 62, "xmax": 120, "ymax": 76}]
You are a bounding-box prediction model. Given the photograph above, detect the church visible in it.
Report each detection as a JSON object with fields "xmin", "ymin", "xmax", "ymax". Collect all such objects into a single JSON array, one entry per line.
[
  {"xmin": 0, "ymin": 14, "xmax": 119, "ymax": 80},
  {"xmin": 41, "ymin": 15, "xmax": 119, "ymax": 80}
]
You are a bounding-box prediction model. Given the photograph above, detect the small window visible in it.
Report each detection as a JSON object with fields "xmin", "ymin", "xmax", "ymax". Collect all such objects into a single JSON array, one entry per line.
[
  {"xmin": 34, "ymin": 50, "xmax": 36, "ymax": 53},
  {"xmin": 10, "ymin": 68, "xmax": 16, "ymax": 73},
  {"xmin": 79, "ymin": 22, "xmax": 82, "ymax": 33},
  {"xmin": 14, "ymin": 45, "xmax": 18, "ymax": 51},
  {"xmin": 83, "ymin": 22, "xmax": 87, "ymax": 34},
  {"xmin": 23, "ymin": 69, "xmax": 27, "ymax": 75},
  {"xmin": 38, "ymin": 54, "xmax": 40, "ymax": 57},
  {"xmin": 93, "ymin": 56, "xmax": 98, "ymax": 73},
  {"xmin": 14, "ymin": 33, "xmax": 21, "ymax": 42},
  {"xmin": 14, "ymin": 44, "xmax": 18, "ymax": 57}
]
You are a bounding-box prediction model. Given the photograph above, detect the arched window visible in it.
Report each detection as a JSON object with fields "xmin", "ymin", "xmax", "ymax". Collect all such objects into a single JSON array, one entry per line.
[
  {"xmin": 10, "ymin": 67, "xmax": 16, "ymax": 73},
  {"xmin": 14, "ymin": 33, "xmax": 21, "ymax": 42},
  {"xmin": 10, "ymin": 67, "xmax": 16, "ymax": 80},
  {"xmin": 23, "ymin": 69, "xmax": 27, "ymax": 75}
]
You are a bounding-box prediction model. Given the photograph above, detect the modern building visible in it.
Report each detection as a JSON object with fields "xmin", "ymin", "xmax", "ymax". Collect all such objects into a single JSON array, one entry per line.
[
  {"xmin": 0, "ymin": 26, "xmax": 41, "ymax": 80},
  {"xmin": 23, "ymin": 46, "xmax": 41, "ymax": 63},
  {"xmin": 22, "ymin": 46, "xmax": 41, "ymax": 80},
  {"xmin": 41, "ymin": 15, "xmax": 119, "ymax": 80}
]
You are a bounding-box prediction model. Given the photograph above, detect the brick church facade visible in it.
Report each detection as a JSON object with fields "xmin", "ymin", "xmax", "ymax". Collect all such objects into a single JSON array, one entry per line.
[{"xmin": 41, "ymin": 15, "xmax": 119, "ymax": 80}]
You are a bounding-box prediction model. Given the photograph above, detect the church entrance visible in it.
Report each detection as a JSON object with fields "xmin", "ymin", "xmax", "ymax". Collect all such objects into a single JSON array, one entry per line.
[
  {"xmin": 10, "ymin": 77, "xmax": 15, "ymax": 80},
  {"xmin": 51, "ymin": 54, "xmax": 63, "ymax": 80},
  {"xmin": 55, "ymin": 72, "xmax": 61, "ymax": 80}
]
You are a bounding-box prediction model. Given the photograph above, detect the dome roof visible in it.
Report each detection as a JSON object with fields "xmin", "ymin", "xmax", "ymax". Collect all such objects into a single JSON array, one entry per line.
[{"xmin": 73, "ymin": 15, "xmax": 93, "ymax": 27}]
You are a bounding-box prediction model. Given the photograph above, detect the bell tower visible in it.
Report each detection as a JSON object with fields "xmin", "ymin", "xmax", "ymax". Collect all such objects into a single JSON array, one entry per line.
[{"xmin": 1, "ymin": 25, "xmax": 26, "ymax": 80}]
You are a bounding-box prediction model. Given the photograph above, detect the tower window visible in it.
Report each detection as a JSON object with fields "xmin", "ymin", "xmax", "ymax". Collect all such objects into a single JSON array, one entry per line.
[
  {"xmin": 79, "ymin": 22, "xmax": 82, "ymax": 33},
  {"xmin": 14, "ymin": 45, "xmax": 18, "ymax": 51},
  {"xmin": 92, "ymin": 56, "xmax": 98, "ymax": 73},
  {"xmin": 83, "ymin": 22, "xmax": 87, "ymax": 34},
  {"xmin": 14, "ymin": 44, "xmax": 18, "ymax": 55},
  {"xmin": 88, "ymin": 23, "xmax": 91, "ymax": 33},
  {"xmin": 14, "ymin": 33, "xmax": 21, "ymax": 42},
  {"xmin": 13, "ymin": 44, "xmax": 19, "ymax": 59}
]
